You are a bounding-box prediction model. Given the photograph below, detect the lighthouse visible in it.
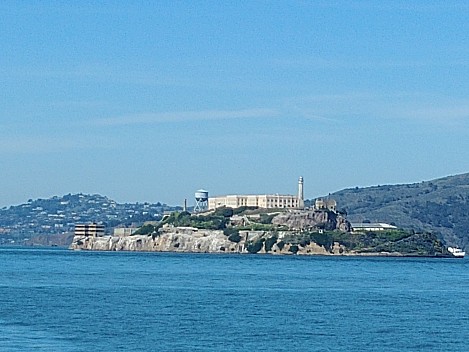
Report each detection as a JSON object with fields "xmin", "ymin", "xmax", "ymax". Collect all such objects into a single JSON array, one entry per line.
[{"xmin": 298, "ymin": 176, "xmax": 304, "ymax": 209}]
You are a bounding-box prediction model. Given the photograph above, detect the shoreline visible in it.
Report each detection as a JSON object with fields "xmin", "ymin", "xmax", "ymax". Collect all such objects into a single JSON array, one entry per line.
[{"xmin": 68, "ymin": 232, "xmax": 455, "ymax": 258}]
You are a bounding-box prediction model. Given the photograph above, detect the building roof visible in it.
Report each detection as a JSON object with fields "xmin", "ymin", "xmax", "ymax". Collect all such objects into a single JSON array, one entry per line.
[
  {"xmin": 350, "ymin": 223, "xmax": 397, "ymax": 230},
  {"xmin": 210, "ymin": 194, "xmax": 297, "ymax": 198}
]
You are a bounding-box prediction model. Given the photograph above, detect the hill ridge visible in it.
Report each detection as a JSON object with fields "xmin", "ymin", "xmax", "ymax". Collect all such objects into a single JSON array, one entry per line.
[
  {"xmin": 0, "ymin": 193, "xmax": 180, "ymax": 245},
  {"xmin": 315, "ymin": 172, "xmax": 469, "ymax": 248}
]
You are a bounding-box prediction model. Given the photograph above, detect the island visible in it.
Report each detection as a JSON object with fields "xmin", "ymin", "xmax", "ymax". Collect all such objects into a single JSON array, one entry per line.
[{"xmin": 69, "ymin": 205, "xmax": 451, "ymax": 257}]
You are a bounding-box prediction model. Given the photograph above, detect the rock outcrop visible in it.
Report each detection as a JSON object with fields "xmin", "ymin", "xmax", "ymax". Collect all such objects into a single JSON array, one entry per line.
[
  {"xmin": 69, "ymin": 227, "xmax": 343, "ymax": 255},
  {"xmin": 70, "ymin": 228, "xmax": 240, "ymax": 253},
  {"xmin": 272, "ymin": 209, "xmax": 350, "ymax": 232}
]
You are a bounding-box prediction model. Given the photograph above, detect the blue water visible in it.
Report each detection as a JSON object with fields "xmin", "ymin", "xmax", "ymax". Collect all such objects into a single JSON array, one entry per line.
[{"xmin": 0, "ymin": 248, "xmax": 468, "ymax": 351}]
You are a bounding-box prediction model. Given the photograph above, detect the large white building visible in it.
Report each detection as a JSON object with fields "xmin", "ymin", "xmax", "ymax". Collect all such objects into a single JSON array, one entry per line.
[{"xmin": 208, "ymin": 177, "xmax": 305, "ymax": 210}]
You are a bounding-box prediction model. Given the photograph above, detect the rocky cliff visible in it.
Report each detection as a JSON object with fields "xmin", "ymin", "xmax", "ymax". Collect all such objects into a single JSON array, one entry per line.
[
  {"xmin": 69, "ymin": 226, "xmax": 450, "ymax": 257},
  {"xmin": 70, "ymin": 228, "xmax": 243, "ymax": 253},
  {"xmin": 69, "ymin": 228, "xmax": 337, "ymax": 255},
  {"xmin": 272, "ymin": 209, "xmax": 350, "ymax": 232}
]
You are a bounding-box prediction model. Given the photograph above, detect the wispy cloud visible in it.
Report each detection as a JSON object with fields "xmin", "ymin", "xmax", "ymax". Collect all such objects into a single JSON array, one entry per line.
[
  {"xmin": 309, "ymin": 1, "xmax": 469, "ymax": 12},
  {"xmin": 0, "ymin": 135, "xmax": 116, "ymax": 154},
  {"xmin": 92, "ymin": 108, "xmax": 280, "ymax": 127},
  {"xmin": 403, "ymin": 105, "xmax": 469, "ymax": 124},
  {"xmin": 0, "ymin": 64, "xmax": 191, "ymax": 88},
  {"xmin": 48, "ymin": 100, "xmax": 112, "ymax": 109},
  {"xmin": 283, "ymin": 105, "xmax": 339, "ymax": 123},
  {"xmin": 270, "ymin": 57, "xmax": 469, "ymax": 71},
  {"xmin": 282, "ymin": 92, "xmax": 469, "ymax": 127}
]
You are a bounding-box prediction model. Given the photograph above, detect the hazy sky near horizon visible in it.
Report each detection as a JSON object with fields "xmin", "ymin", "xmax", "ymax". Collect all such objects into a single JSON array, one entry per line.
[{"xmin": 2, "ymin": 1, "xmax": 469, "ymax": 207}]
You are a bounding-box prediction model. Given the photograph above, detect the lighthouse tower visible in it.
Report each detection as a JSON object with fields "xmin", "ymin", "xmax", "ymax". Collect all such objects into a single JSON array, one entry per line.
[{"xmin": 298, "ymin": 176, "xmax": 304, "ymax": 209}]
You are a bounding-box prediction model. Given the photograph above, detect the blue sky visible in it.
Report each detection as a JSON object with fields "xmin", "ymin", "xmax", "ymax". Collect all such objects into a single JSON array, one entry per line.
[{"xmin": 1, "ymin": 1, "xmax": 469, "ymax": 207}]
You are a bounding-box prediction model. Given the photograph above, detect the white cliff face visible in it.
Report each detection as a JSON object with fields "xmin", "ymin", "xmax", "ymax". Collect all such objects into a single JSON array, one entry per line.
[
  {"xmin": 69, "ymin": 227, "xmax": 348, "ymax": 255},
  {"xmin": 149, "ymin": 230, "xmax": 244, "ymax": 253},
  {"xmin": 70, "ymin": 229, "xmax": 244, "ymax": 253}
]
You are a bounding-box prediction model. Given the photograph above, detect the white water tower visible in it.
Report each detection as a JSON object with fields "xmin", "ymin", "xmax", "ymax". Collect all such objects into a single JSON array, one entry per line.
[{"xmin": 194, "ymin": 189, "xmax": 209, "ymax": 212}]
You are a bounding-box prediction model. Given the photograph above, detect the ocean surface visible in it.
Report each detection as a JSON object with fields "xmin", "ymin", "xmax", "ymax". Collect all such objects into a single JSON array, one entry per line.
[{"xmin": 0, "ymin": 248, "xmax": 468, "ymax": 351}]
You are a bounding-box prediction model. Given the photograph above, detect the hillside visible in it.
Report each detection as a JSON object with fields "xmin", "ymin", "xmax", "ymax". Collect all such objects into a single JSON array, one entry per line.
[
  {"xmin": 318, "ymin": 173, "xmax": 469, "ymax": 249},
  {"xmin": 0, "ymin": 194, "xmax": 180, "ymax": 245}
]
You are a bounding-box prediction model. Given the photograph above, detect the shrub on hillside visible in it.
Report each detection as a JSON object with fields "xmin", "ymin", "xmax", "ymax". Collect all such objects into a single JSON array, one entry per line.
[
  {"xmin": 133, "ymin": 224, "xmax": 157, "ymax": 236},
  {"xmin": 214, "ymin": 207, "xmax": 234, "ymax": 218},
  {"xmin": 264, "ymin": 236, "xmax": 278, "ymax": 252},
  {"xmin": 259, "ymin": 213, "xmax": 276, "ymax": 224},
  {"xmin": 233, "ymin": 206, "xmax": 259, "ymax": 215},
  {"xmin": 228, "ymin": 232, "xmax": 242, "ymax": 243},
  {"xmin": 308, "ymin": 232, "xmax": 333, "ymax": 251},
  {"xmin": 246, "ymin": 238, "xmax": 264, "ymax": 254},
  {"xmin": 223, "ymin": 227, "xmax": 238, "ymax": 236},
  {"xmin": 276, "ymin": 240, "xmax": 285, "ymax": 250}
]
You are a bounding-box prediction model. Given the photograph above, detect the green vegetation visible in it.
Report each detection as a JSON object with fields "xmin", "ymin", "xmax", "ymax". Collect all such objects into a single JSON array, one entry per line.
[
  {"xmin": 163, "ymin": 210, "xmax": 228, "ymax": 230},
  {"xmin": 133, "ymin": 223, "xmax": 158, "ymax": 236},
  {"xmin": 246, "ymin": 238, "xmax": 265, "ymax": 254},
  {"xmin": 308, "ymin": 232, "xmax": 334, "ymax": 251},
  {"xmin": 230, "ymin": 227, "xmax": 445, "ymax": 255},
  {"xmin": 227, "ymin": 232, "xmax": 242, "ymax": 243},
  {"xmin": 133, "ymin": 208, "xmax": 233, "ymax": 235},
  {"xmin": 232, "ymin": 206, "xmax": 259, "ymax": 215},
  {"xmin": 264, "ymin": 235, "xmax": 278, "ymax": 252},
  {"xmin": 228, "ymin": 233, "xmax": 242, "ymax": 243},
  {"xmin": 134, "ymin": 206, "xmax": 268, "ymax": 236},
  {"xmin": 276, "ymin": 240, "xmax": 285, "ymax": 250},
  {"xmin": 318, "ymin": 173, "xmax": 469, "ymax": 248},
  {"xmin": 223, "ymin": 227, "xmax": 238, "ymax": 236},
  {"xmin": 216, "ymin": 207, "xmax": 234, "ymax": 218},
  {"xmin": 133, "ymin": 205, "xmax": 282, "ymax": 237},
  {"xmin": 258, "ymin": 213, "xmax": 276, "ymax": 224},
  {"xmin": 281, "ymin": 231, "xmax": 337, "ymax": 252},
  {"xmin": 272, "ymin": 228, "xmax": 444, "ymax": 255},
  {"xmin": 336, "ymin": 230, "xmax": 410, "ymax": 250},
  {"xmin": 352, "ymin": 231, "xmax": 445, "ymax": 255}
]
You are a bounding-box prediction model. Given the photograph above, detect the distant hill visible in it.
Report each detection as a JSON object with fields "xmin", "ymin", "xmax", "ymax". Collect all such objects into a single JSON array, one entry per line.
[
  {"xmin": 0, "ymin": 194, "xmax": 181, "ymax": 246},
  {"xmin": 311, "ymin": 173, "xmax": 469, "ymax": 249}
]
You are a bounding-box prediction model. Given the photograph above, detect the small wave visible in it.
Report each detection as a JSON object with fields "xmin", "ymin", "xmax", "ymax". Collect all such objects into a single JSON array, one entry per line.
[{"xmin": 0, "ymin": 320, "xmax": 79, "ymax": 352}]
